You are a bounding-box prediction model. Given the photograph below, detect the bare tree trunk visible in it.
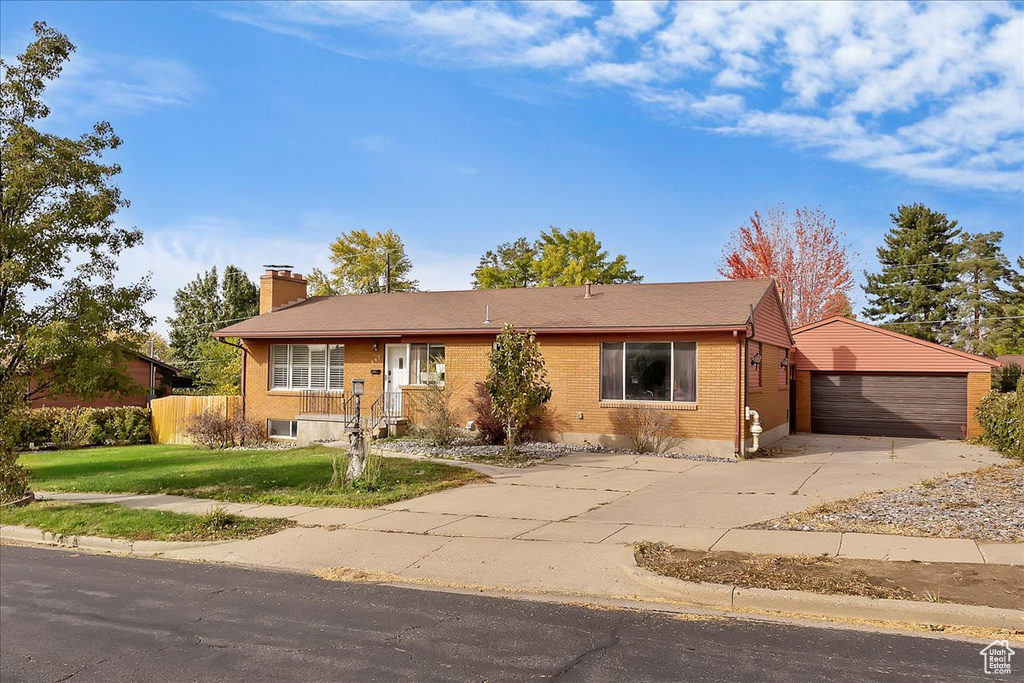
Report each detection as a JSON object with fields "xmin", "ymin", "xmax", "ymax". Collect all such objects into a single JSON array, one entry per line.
[{"xmin": 347, "ymin": 430, "xmax": 368, "ymax": 482}]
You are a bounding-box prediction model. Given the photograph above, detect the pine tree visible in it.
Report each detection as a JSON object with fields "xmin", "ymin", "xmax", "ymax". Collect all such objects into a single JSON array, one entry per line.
[
  {"xmin": 864, "ymin": 204, "xmax": 963, "ymax": 344},
  {"xmin": 952, "ymin": 232, "xmax": 1017, "ymax": 355},
  {"xmin": 167, "ymin": 265, "xmax": 258, "ymax": 383}
]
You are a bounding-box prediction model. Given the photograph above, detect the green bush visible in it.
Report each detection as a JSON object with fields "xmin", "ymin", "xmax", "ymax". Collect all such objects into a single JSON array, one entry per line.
[
  {"xmin": 91, "ymin": 407, "xmax": 151, "ymax": 445},
  {"xmin": 15, "ymin": 406, "xmax": 151, "ymax": 449},
  {"xmin": 975, "ymin": 379, "xmax": 1023, "ymax": 460},
  {"xmin": 15, "ymin": 408, "xmax": 56, "ymax": 446},
  {"xmin": 0, "ymin": 446, "xmax": 30, "ymax": 502},
  {"xmin": 992, "ymin": 363, "xmax": 1022, "ymax": 393},
  {"xmin": 50, "ymin": 407, "xmax": 96, "ymax": 450}
]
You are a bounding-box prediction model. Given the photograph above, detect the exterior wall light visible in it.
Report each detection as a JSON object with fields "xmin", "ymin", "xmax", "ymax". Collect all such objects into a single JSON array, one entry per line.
[
  {"xmin": 780, "ymin": 357, "xmax": 790, "ymax": 367},
  {"xmin": 750, "ymin": 352, "xmax": 762, "ymax": 366}
]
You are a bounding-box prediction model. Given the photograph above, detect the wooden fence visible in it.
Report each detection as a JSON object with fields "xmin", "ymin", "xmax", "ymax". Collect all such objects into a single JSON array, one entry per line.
[{"xmin": 150, "ymin": 395, "xmax": 239, "ymax": 445}]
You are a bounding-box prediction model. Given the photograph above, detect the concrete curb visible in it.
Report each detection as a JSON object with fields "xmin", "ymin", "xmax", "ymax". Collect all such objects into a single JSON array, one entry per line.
[
  {"xmin": 1, "ymin": 525, "xmax": 225, "ymax": 556},
  {"xmin": 5, "ymin": 524, "xmax": 1022, "ymax": 632},
  {"xmin": 624, "ymin": 565, "xmax": 1024, "ymax": 631}
]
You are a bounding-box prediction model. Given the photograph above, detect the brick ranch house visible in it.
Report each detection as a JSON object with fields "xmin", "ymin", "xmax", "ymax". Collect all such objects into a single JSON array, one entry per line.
[
  {"xmin": 30, "ymin": 352, "xmax": 177, "ymax": 409},
  {"xmin": 214, "ymin": 268, "xmax": 794, "ymax": 458}
]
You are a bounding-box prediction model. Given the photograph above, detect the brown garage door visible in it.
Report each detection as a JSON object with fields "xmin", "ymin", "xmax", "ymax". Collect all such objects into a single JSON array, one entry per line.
[{"xmin": 811, "ymin": 374, "xmax": 967, "ymax": 439}]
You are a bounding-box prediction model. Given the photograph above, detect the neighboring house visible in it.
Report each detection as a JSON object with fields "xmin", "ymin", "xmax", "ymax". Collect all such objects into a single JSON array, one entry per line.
[
  {"xmin": 792, "ymin": 317, "xmax": 1000, "ymax": 440},
  {"xmin": 29, "ymin": 353, "xmax": 177, "ymax": 409},
  {"xmin": 214, "ymin": 268, "xmax": 794, "ymax": 458}
]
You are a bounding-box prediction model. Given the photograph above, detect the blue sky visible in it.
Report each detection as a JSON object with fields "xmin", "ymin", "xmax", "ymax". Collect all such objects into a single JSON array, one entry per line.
[{"xmin": 2, "ymin": 1, "xmax": 1022, "ymax": 334}]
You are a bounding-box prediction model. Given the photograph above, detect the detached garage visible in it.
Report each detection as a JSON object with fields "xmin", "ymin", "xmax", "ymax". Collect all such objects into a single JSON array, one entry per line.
[{"xmin": 792, "ymin": 317, "xmax": 999, "ymax": 440}]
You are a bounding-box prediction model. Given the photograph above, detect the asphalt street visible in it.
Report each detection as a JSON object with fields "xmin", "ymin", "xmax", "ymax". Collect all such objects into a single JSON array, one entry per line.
[{"xmin": 0, "ymin": 545, "xmax": 1004, "ymax": 682}]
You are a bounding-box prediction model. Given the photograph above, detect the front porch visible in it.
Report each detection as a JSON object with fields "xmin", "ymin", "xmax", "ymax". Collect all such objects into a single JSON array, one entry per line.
[{"xmin": 295, "ymin": 390, "xmax": 409, "ymax": 446}]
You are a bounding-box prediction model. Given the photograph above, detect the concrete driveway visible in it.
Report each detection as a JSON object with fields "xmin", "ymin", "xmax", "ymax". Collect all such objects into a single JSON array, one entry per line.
[{"xmin": 376, "ymin": 434, "xmax": 1005, "ymax": 548}]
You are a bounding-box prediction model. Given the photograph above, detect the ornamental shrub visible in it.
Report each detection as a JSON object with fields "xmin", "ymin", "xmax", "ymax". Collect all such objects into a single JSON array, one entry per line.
[
  {"xmin": 975, "ymin": 378, "xmax": 1023, "ymax": 460},
  {"xmin": 483, "ymin": 324, "xmax": 552, "ymax": 454}
]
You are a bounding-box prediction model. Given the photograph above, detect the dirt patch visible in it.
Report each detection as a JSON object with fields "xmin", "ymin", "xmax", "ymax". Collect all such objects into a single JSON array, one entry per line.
[
  {"xmin": 634, "ymin": 542, "xmax": 1024, "ymax": 610},
  {"xmin": 751, "ymin": 463, "xmax": 1024, "ymax": 542}
]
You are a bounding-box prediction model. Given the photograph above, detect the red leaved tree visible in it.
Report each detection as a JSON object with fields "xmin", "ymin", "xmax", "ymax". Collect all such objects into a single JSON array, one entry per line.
[{"xmin": 719, "ymin": 205, "xmax": 855, "ymax": 328}]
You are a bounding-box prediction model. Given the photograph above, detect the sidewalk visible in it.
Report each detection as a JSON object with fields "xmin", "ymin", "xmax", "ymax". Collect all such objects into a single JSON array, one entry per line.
[{"xmin": 33, "ymin": 490, "xmax": 1024, "ymax": 566}]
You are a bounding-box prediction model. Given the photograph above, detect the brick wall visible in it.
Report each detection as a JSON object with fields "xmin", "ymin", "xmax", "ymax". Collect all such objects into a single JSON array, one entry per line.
[
  {"xmin": 242, "ymin": 332, "xmax": 744, "ymax": 456},
  {"xmin": 746, "ymin": 342, "xmax": 791, "ymax": 445},
  {"xmin": 258, "ymin": 270, "xmax": 307, "ymax": 314}
]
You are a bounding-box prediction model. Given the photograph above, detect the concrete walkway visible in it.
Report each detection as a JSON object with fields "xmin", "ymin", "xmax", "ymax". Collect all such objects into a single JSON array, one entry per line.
[
  {"xmin": 34, "ymin": 489, "xmax": 1023, "ymax": 567},
  {"xmin": 21, "ymin": 434, "xmax": 1022, "ymax": 606}
]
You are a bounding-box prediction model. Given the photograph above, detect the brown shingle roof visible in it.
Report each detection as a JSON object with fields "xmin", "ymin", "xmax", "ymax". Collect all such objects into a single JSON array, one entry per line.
[{"xmin": 214, "ymin": 279, "xmax": 775, "ymax": 339}]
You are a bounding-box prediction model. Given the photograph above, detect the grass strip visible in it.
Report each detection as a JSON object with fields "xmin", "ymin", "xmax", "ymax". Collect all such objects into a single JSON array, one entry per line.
[{"xmin": 1, "ymin": 502, "xmax": 293, "ymax": 542}]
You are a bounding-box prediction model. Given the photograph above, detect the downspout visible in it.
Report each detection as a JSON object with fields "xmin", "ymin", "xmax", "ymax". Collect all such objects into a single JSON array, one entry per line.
[
  {"xmin": 734, "ymin": 330, "xmax": 743, "ymax": 457},
  {"xmin": 742, "ymin": 306, "xmax": 763, "ymax": 457},
  {"xmin": 217, "ymin": 338, "xmax": 246, "ymax": 419}
]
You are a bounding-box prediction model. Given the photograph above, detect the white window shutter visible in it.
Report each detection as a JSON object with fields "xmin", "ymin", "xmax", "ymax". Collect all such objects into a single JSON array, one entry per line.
[
  {"xmin": 271, "ymin": 345, "xmax": 289, "ymax": 388},
  {"xmin": 328, "ymin": 345, "xmax": 345, "ymax": 390},
  {"xmin": 290, "ymin": 345, "xmax": 310, "ymax": 388},
  {"xmin": 309, "ymin": 345, "xmax": 327, "ymax": 389}
]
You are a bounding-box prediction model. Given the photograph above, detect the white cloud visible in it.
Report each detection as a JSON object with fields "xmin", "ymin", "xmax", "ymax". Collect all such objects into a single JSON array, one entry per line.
[
  {"xmin": 218, "ymin": 0, "xmax": 1024, "ymax": 193},
  {"xmin": 596, "ymin": 1, "xmax": 669, "ymax": 39},
  {"xmin": 42, "ymin": 51, "xmax": 200, "ymax": 118},
  {"xmin": 115, "ymin": 216, "xmax": 478, "ymax": 335}
]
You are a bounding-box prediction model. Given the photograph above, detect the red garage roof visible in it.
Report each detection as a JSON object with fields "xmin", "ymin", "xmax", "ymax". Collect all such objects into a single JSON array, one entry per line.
[{"xmin": 792, "ymin": 316, "xmax": 1000, "ymax": 373}]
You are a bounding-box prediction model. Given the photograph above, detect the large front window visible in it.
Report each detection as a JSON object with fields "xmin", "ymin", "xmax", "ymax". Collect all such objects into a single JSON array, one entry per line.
[
  {"xmin": 271, "ymin": 344, "xmax": 345, "ymax": 390},
  {"xmin": 409, "ymin": 343, "xmax": 445, "ymax": 385},
  {"xmin": 600, "ymin": 342, "xmax": 696, "ymax": 402}
]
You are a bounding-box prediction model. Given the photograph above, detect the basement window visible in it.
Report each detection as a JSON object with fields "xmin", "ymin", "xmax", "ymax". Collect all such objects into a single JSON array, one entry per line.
[
  {"xmin": 267, "ymin": 419, "xmax": 297, "ymax": 439},
  {"xmin": 600, "ymin": 342, "xmax": 697, "ymax": 402}
]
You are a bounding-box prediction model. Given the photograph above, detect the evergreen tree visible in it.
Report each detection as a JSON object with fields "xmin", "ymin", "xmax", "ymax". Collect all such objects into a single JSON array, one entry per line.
[
  {"xmin": 863, "ymin": 204, "xmax": 962, "ymax": 343},
  {"xmin": 167, "ymin": 265, "xmax": 258, "ymax": 385},
  {"xmin": 986, "ymin": 256, "xmax": 1024, "ymax": 356},
  {"xmin": 952, "ymin": 231, "xmax": 1017, "ymax": 355}
]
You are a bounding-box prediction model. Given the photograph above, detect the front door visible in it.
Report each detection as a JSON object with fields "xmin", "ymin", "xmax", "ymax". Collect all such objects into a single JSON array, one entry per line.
[{"xmin": 385, "ymin": 344, "xmax": 409, "ymax": 412}]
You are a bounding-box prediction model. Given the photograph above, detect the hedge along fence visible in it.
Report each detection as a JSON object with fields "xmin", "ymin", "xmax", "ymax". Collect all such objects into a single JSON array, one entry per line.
[
  {"xmin": 150, "ymin": 395, "xmax": 239, "ymax": 445},
  {"xmin": 16, "ymin": 406, "xmax": 152, "ymax": 450}
]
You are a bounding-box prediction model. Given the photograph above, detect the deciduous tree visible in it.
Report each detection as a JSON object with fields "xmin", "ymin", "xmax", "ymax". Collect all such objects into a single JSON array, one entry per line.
[
  {"xmin": 474, "ymin": 228, "xmax": 641, "ymax": 289},
  {"xmin": 1, "ymin": 23, "xmax": 154, "ymax": 497},
  {"xmin": 484, "ymin": 324, "xmax": 552, "ymax": 455},
  {"xmin": 472, "ymin": 237, "xmax": 538, "ymax": 289},
  {"xmin": 718, "ymin": 205, "xmax": 855, "ymax": 328},
  {"xmin": 308, "ymin": 229, "xmax": 417, "ymax": 295},
  {"xmin": 535, "ymin": 227, "xmax": 642, "ymax": 287}
]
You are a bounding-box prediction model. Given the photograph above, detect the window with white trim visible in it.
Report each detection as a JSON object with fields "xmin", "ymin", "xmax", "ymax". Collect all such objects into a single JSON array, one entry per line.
[
  {"xmin": 600, "ymin": 342, "xmax": 697, "ymax": 402},
  {"xmin": 270, "ymin": 344, "xmax": 345, "ymax": 390},
  {"xmin": 267, "ymin": 419, "xmax": 297, "ymax": 439},
  {"xmin": 409, "ymin": 343, "xmax": 445, "ymax": 385}
]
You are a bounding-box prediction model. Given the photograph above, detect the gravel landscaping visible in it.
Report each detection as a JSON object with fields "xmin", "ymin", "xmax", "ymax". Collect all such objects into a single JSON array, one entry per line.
[
  {"xmin": 750, "ymin": 463, "xmax": 1024, "ymax": 542},
  {"xmin": 373, "ymin": 437, "xmax": 736, "ymax": 466}
]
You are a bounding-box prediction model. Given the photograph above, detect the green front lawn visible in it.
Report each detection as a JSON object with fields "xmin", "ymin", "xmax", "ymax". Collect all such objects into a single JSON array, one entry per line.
[
  {"xmin": 0, "ymin": 502, "xmax": 292, "ymax": 542},
  {"xmin": 18, "ymin": 444, "xmax": 485, "ymax": 508}
]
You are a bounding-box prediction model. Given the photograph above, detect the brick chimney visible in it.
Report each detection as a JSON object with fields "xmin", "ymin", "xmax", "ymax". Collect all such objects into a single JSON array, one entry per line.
[{"xmin": 259, "ymin": 265, "xmax": 307, "ymax": 314}]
